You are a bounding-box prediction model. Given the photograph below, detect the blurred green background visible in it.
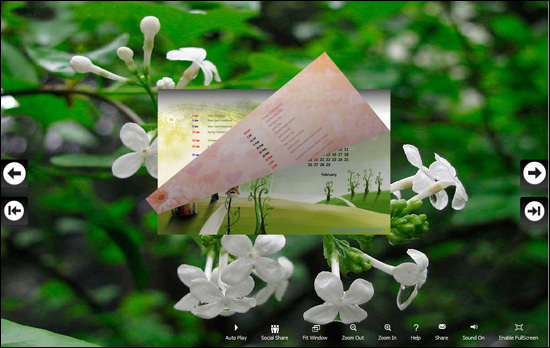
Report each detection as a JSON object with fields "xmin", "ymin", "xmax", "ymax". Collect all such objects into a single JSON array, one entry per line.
[{"xmin": 1, "ymin": 1, "xmax": 548, "ymax": 347}]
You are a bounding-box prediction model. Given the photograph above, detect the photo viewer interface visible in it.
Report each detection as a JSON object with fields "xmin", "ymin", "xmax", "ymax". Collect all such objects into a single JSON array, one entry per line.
[{"xmin": 1, "ymin": 1, "xmax": 548, "ymax": 347}]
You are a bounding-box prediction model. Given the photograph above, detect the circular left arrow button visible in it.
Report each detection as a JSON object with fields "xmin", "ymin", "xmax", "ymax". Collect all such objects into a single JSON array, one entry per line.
[{"xmin": 2, "ymin": 161, "xmax": 27, "ymax": 186}]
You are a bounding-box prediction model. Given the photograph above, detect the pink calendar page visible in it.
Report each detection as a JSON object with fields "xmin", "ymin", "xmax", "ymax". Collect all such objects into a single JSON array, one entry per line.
[{"xmin": 147, "ymin": 53, "xmax": 389, "ymax": 214}]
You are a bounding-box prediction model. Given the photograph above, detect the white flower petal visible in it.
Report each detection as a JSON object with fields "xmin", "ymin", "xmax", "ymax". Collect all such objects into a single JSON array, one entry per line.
[
  {"xmin": 428, "ymin": 160, "xmax": 453, "ymax": 182},
  {"xmin": 177, "ymin": 265, "xmax": 206, "ymax": 287},
  {"xmin": 145, "ymin": 153, "xmax": 158, "ymax": 179},
  {"xmin": 417, "ymin": 270, "xmax": 428, "ymax": 288},
  {"xmin": 452, "ymin": 180, "xmax": 468, "ymax": 210},
  {"xmin": 314, "ymin": 271, "xmax": 344, "ymax": 303},
  {"xmin": 200, "ymin": 62, "xmax": 214, "ymax": 86},
  {"xmin": 254, "ymin": 257, "xmax": 286, "ymax": 283},
  {"xmin": 221, "ymin": 235, "xmax": 253, "ymax": 257},
  {"xmin": 430, "ymin": 189, "xmax": 449, "ymax": 210},
  {"xmin": 192, "ymin": 301, "xmax": 224, "ymax": 319},
  {"xmin": 343, "ymin": 279, "xmax": 374, "ymax": 305},
  {"xmin": 120, "ymin": 123, "xmax": 149, "ymax": 152},
  {"xmin": 274, "ymin": 280, "xmax": 289, "ymax": 301},
  {"xmin": 225, "ymin": 276, "xmax": 255, "ymax": 298},
  {"xmin": 255, "ymin": 284, "xmax": 276, "ymax": 306},
  {"xmin": 407, "ymin": 249, "xmax": 429, "ymax": 270},
  {"xmin": 434, "ymin": 153, "xmax": 456, "ymax": 177},
  {"xmin": 221, "ymin": 258, "xmax": 253, "ymax": 285},
  {"xmin": 225, "ymin": 297, "xmax": 256, "ymax": 313},
  {"xmin": 403, "ymin": 144, "xmax": 424, "ymax": 169},
  {"xmin": 148, "ymin": 137, "xmax": 158, "ymax": 154},
  {"xmin": 338, "ymin": 304, "xmax": 368, "ymax": 324},
  {"xmin": 174, "ymin": 293, "xmax": 199, "ymax": 311},
  {"xmin": 199, "ymin": 60, "xmax": 221, "ymax": 86},
  {"xmin": 190, "ymin": 279, "xmax": 223, "ymax": 303},
  {"xmin": 303, "ymin": 304, "xmax": 339, "ymax": 325},
  {"xmin": 219, "ymin": 310, "xmax": 235, "ymax": 317},
  {"xmin": 277, "ymin": 256, "xmax": 294, "ymax": 279},
  {"xmin": 412, "ymin": 170, "xmax": 434, "ymax": 193},
  {"xmin": 203, "ymin": 60, "xmax": 221, "ymax": 82},
  {"xmin": 254, "ymin": 235, "xmax": 286, "ymax": 256},
  {"xmin": 112, "ymin": 152, "xmax": 145, "ymax": 178},
  {"xmin": 392, "ymin": 263, "xmax": 421, "ymax": 287},
  {"xmin": 167, "ymin": 47, "xmax": 207, "ymax": 62},
  {"xmin": 397, "ymin": 284, "xmax": 419, "ymax": 310}
]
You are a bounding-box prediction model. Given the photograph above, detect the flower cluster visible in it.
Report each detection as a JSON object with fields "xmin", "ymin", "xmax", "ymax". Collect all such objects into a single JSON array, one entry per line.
[
  {"xmin": 175, "ymin": 235, "xmax": 293, "ymax": 319},
  {"xmin": 304, "ymin": 242, "xmax": 429, "ymax": 325},
  {"xmin": 70, "ymin": 16, "xmax": 221, "ymax": 90},
  {"xmin": 391, "ymin": 144, "xmax": 468, "ymax": 210},
  {"xmin": 69, "ymin": 15, "xmax": 222, "ymax": 180}
]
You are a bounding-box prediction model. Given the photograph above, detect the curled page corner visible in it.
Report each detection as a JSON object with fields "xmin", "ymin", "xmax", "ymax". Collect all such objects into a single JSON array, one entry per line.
[{"xmin": 147, "ymin": 52, "xmax": 389, "ymax": 213}]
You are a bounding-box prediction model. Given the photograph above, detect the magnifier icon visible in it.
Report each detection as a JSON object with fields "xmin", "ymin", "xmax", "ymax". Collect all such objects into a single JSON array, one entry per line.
[
  {"xmin": 350, "ymin": 324, "xmax": 357, "ymax": 331},
  {"xmin": 384, "ymin": 324, "xmax": 391, "ymax": 331}
]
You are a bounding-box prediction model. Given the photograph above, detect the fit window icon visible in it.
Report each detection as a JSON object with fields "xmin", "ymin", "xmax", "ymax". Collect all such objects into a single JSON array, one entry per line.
[
  {"xmin": 1, "ymin": 197, "xmax": 28, "ymax": 226},
  {"xmin": 271, "ymin": 325, "xmax": 280, "ymax": 334},
  {"xmin": 1, "ymin": 160, "xmax": 28, "ymax": 188}
]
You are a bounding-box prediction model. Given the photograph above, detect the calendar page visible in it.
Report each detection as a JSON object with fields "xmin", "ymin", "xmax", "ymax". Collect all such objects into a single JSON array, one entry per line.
[{"xmin": 157, "ymin": 89, "xmax": 390, "ymax": 235}]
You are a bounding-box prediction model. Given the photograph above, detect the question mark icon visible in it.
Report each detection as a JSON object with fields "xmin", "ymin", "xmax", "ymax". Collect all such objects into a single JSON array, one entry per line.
[{"xmin": 414, "ymin": 324, "xmax": 419, "ymax": 332}]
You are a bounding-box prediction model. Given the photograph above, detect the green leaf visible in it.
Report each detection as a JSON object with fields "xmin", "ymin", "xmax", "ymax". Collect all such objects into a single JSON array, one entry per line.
[
  {"xmin": 1, "ymin": 39, "xmax": 38, "ymax": 84},
  {"xmin": 74, "ymin": 2, "xmax": 256, "ymax": 47},
  {"xmin": 1, "ymin": 319, "xmax": 99, "ymax": 347},
  {"xmin": 2, "ymin": 96, "xmax": 95, "ymax": 129},
  {"xmin": 1, "ymin": 74, "xmax": 38, "ymax": 93},
  {"xmin": 228, "ymin": 53, "xmax": 302, "ymax": 88},
  {"xmin": 26, "ymin": 34, "xmax": 129, "ymax": 78},
  {"xmin": 86, "ymin": 34, "xmax": 130, "ymax": 66},
  {"xmin": 339, "ymin": 1, "xmax": 409, "ymax": 25},
  {"xmin": 50, "ymin": 154, "xmax": 117, "ymax": 168}
]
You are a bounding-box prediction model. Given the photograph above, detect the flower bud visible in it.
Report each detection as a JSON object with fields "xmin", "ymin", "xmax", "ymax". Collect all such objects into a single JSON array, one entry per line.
[
  {"xmin": 70, "ymin": 56, "xmax": 95, "ymax": 73},
  {"xmin": 140, "ymin": 16, "xmax": 160, "ymax": 39},
  {"xmin": 117, "ymin": 47, "xmax": 134, "ymax": 61},
  {"xmin": 156, "ymin": 77, "xmax": 175, "ymax": 89},
  {"xmin": 70, "ymin": 55, "xmax": 128, "ymax": 82},
  {"xmin": 140, "ymin": 16, "xmax": 160, "ymax": 73},
  {"xmin": 117, "ymin": 47, "xmax": 137, "ymax": 73}
]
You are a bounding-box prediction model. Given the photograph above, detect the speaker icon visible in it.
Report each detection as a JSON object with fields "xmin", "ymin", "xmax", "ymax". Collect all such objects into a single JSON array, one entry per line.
[{"xmin": 470, "ymin": 324, "xmax": 478, "ymax": 330}]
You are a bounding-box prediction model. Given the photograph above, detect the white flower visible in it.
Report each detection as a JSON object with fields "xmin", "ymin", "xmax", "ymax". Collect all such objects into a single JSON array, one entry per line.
[
  {"xmin": 167, "ymin": 47, "xmax": 221, "ymax": 87},
  {"xmin": 174, "ymin": 264, "xmax": 208, "ymax": 312},
  {"xmin": 221, "ymin": 235, "xmax": 287, "ymax": 285},
  {"xmin": 70, "ymin": 56, "xmax": 127, "ymax": 82},
  {"xmin": 392, "ymin": 249, "xmax": 428, "ymax": 310},
  {"xmin": 156, "ymin": 77, "xmax": 176, "ymax": 89},
  {"xmin": 140, "ymin": 16, "xmax": 160, "ymax": 71},
  {"xmin": 428, "ymin": 154, "xmax": 468, "ymax": 210},
  {"xmin": 117, "ymin": 47, "xmax": 137, "ymax": 73},
  {"xmin": 112, "ymin": 123, "xmax": 158, "ymax": 179},
  {"xmin": 255, "ymin": 257, "xmax": 294, "ymax": 305},
  {"xmin": 303, "ymin": 272, "xmax": 374, "ymax": 325},
  {"xmin": 190, "ymin": 275, "xmax": 256, "ymax": 319},
  {"xmin": 403, "ymin": 144, "xmax": 448, "ymax": 210}
]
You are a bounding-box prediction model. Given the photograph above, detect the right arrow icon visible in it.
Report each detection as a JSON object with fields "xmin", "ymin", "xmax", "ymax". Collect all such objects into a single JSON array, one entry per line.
[
  {"xmin": 521, "ymin": 160, "xmax": 548, "ymax": 187},
  {"xmin": 527, "ymin": 167, "xmax": 542, "ymax": 179}
]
